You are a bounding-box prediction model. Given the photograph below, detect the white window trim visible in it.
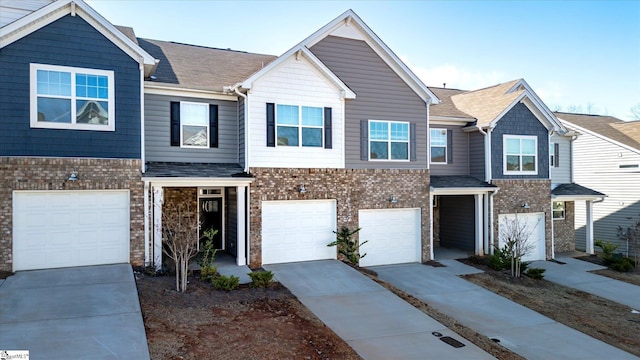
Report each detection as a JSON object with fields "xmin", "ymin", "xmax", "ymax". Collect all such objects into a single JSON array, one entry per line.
[
  {"xmin": 179, "ymin": 101, "xmax": 209, "ymax": 149},
  {"xmin": 368, "ymin": 120, "xmax": 410, "ymax": 162},
  {"xmin": 275, "ymin": 104, "xmax": 324, "ymax": 148},
  {"xmin": 503, "ymin": 134, "xmax": 538, "ymax": 175},
  {"xmin": 30, "ymin": 63, "xmax": 115, "ymax": 131},
  {"xmin": 430, "ymin": 128, "xmax": 447, "ymax": 164},
  {"xmin": 552, "ymin": 201, "xmax": 565, "ymax": 220},
  {"xmin": 549, "ymin": 142, "xmax": 555, "ymax": 167}
]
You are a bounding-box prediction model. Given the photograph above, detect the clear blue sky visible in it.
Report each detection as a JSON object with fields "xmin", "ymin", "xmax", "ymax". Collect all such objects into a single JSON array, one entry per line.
[{"xmin": 86, "ymin": 0, "xmax": 640, "ymax": 120}]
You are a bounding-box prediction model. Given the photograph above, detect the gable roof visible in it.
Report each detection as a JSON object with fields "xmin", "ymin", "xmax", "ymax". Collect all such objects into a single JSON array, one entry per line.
[
  {"xmin": 0, "ymin": 0, "xmax": 158, "ymax": 76},
  {"xmin": 556, "ymin": 112, "xmax": 640, "ymax": 152},
  {"xmin": 428, "ymin": 87, "xmax": 474, "ymax": 121},
  {"xmin": 240, "ymin": 9, "xmax": 438, "ymax": 104},
  {"xmin": 138, "ymin": 38, "xmax": 276, "ymax": 93}
]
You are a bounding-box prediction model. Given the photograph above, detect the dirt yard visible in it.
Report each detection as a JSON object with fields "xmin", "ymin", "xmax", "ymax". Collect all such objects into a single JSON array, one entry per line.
[
  {"xmin": 135, "ymin": 273, "xmax": 361, "ymax": 360},
  {"xmin": 576, "ymin": 254, "xmax": 640, "ymax": 286},
  {"xmin": 460, "ymin": 259, "xmax": 640, "ymax": 357}
]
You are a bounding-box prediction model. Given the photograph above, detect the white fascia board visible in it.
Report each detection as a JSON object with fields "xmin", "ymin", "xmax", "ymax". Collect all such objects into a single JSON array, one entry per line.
[
  {"xmin": 430, "ymin": 116, "xmax": 475, "ymax": 125},
  {"xmin": 509, "ymin": 79, "xmax": 566, "ymax": 132},
  {"xmin": 559, "ymin": 119, "xmax": 640, "ymax": 155},
  {"xmin": 430, "ymin": 187, "xmax": 498, "ymax": 195},
  {"xmin": 241, "ymin": 46, "xmax": 355, "ymax": 99},
  {"xmin": 248, "ymin": 9, "xmax": 438, "ymax": 104},
  {"xmin": 1, "ymin": 0, "xmax": 158, "ymax": 75},
  {"xmin": 141, "ymin": 177, "xmax": 254, "ymax": 187},
  {"xmin": 144, "ymin": 84, "xmax": 238, "ymax": 101},
  {"xmin": 490, "ymin": 92, "xmax": 558, "ymax": 132},
  {"xmin": 552, "ymin": 194, "xmax": 606, "ymax": 201},
  {"xmin": 488, "ymin": 92, "xmax": 527, "ymax": 128}
]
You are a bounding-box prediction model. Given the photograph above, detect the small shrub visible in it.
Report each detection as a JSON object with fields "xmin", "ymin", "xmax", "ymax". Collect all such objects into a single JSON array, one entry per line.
[
  {"xmin": 248, "ymin": 270, "xmax": 274, "ymax": 288},
  {"xmin": 212, "ymin": 274, "xmax": 240, "ymax": 291},
  {"xmin": 520, "ymin": 261, "xmax": 530, "ymax": 274},
  {"xmin": 595, "ymin": 240, "xmax": 618, "ymax": 257},
  {"xmin": 200, "ymin": 265, "xmax": 218, "ymax": 281},
  {"xmin": 526, "ymin": 267, "xmax": 546, "ymax": 279},
  {"xmin": 488, "ymin": 246, "xmax": 510, "ymax": 271},
  {"xmin": 610, "ymin": 256, "xmax": 635, "ymax": 272},
  {"xmin": 327, "ymin": 226, "xmax": 368, "ymax": 265}
]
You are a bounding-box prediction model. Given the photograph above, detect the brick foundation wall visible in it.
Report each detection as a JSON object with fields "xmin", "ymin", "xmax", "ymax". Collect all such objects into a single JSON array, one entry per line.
[
  {"xmin": 553, "ymin": 201, "xmax": 575, "ymax": 253},
  {"xmin": 491, "ymin": 179, "xmax": 552, "ymax": 259},
  {"xmin": 0, "ymin": 157, "xmax": 144, "ymax": 271},
  {"xmin": 248, "ymin": 168, "xmax": 431, "ymax": 268}
]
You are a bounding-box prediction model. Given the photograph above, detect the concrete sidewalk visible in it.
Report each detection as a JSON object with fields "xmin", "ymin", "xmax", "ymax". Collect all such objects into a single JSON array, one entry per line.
[
  {"xmin": 0, "ymin": 264, "xmax": 150, "ymax": 359},
  {"xmin": 532, "ymin": 257, "xmax": 640, "ymax": 310},
  {"xmin": 265, "ymin": 260, "xmax": 494, "ymax": 360},
  {"xmin": 371, "ymin": 261, "xmax": 637, "ymax": 360}
]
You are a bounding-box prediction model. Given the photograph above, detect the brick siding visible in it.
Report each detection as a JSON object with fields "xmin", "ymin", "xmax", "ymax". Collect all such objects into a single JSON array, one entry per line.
[
  {"xmin": 248, "ymin": 168, "xmax": 431, "ymax": 268},
  {"xmin": 553, "ymin": 200, "xmax": 575, "ymax": 252},
  {"xmin": 0, "ymin": 157, "xmax": 144, "ymax": 271}
]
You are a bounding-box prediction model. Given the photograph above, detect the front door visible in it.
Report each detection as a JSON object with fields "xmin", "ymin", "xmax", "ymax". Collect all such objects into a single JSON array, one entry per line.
[{"xmin": 199, "ymin": 197, "xmax": 223, "ymax": 250}]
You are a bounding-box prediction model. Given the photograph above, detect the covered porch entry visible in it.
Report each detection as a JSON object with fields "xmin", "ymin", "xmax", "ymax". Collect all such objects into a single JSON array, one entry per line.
[
  {"xmin": 142, "ymin": 163, "xmax": 252, "ymax": 269},
  {"xmin": 430, "ymin": 176, "xmax": 498, "ymax": 260}
]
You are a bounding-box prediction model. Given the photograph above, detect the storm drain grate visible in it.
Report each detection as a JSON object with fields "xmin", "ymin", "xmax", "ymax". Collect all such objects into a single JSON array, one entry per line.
[{"xmin": 432, "ymin": 331, "xmax": 466, "ymax": 348}]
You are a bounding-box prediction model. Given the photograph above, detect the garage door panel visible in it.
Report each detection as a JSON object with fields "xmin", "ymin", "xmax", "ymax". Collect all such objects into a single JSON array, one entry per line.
[
  {"xmin": 13, "ymin": 191, "xmax": 130, "ymax": 271},
  {"xmin": 262, "ymin": 200, "xmax": 337, "ymax": 264},
  {"xmin": 498, "ymin": 213, "xmax": 545, "ymax": 262},
  {"xmin": 359, "ymin": 209, "xmax": 421, "ymax": 267}
]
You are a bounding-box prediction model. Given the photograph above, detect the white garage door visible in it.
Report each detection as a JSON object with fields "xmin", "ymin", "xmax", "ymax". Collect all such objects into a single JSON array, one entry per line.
[
  {"xmin": 261, "ymin": 200, "xmax": 337, "ymax": 264},
  {"xmin": 13, "ymin": 191, "xmax": 130, "ymax": 271},
  {"xmin": 498, "ymin": 212, "xmax": 545, "ymax": 262},
  {"xmin": 359, "ymin": 208, "xmax": 421, "ymax": 267}
]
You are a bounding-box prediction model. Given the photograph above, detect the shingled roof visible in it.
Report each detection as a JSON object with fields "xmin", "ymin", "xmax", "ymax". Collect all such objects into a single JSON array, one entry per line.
[
  {"xmin": 137, "ymin": 38, "xmax": 277, "ymax": 92},
  {"xmin": 555, "ymin": 112, "xmax": 640, "ymax": 151},
  {"xmin": 427, "ymin": 87, "xmax": 474, "ymax": 120},
  {"xmin": 450, "ymin": 79, "xmax": 524, "ymax": 127}
]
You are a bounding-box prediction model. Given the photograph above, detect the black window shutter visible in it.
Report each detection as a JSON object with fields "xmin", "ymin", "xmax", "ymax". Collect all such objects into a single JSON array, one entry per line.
[
  {"xmin": 410, "ymin": 123, "xmax": 416, "ymax": 161},
  {"xmin": 209, "ymin": 104, "xmax": 219, "ymax": 148},
  {"xmin": 447, "ymin": 129, "xmax": 453, "ymax": 164},
  {"xmin": 324, "ymin": 107, "xmax": 332, "ymax": 149},
  {"xmin": 360, "ymin": 120, "xmax": 368, "ymax": 161},
  {"xmin": 266, "ymin": 103, "xmax": 275, "ymax": 147},
  {"xmin": 170, "ymin": 102, "xmax": 180, "ymax": 146},
  {"xmin": 554, "ymin": 143, "xmax": 560, "ymax": 167}
]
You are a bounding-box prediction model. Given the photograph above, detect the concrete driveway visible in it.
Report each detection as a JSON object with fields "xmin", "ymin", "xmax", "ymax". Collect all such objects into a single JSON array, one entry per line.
[
  {"xmin": 265, "ymin": 260, "xmax": 494, "ymax": 360},
  {"xmin": 0, "ymin": 264, "xmax": 150, "ymax": 359},
  {"xmin": 372, "ymin": 261, "xmax": 637, "ymax": 360}
]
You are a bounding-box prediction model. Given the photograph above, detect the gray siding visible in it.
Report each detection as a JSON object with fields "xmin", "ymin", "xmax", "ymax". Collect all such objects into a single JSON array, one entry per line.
[
  {"xmin": 439, "ymin": 195, "xmax": 475, "ymax": 251},
  {"xmin": 0, "ymin": 15, "xmax": 141, "ymax": 158},
  {"xmin": 491, "ymin": 103, "xmax": 550, "ymax": 179},
  {"xmin": 469, "ymin": 131, "xmax": 486, "ymax": 180},
  {"xmin": 310, "ymin": 36, "xmax": 428, "ymax": 169},
  {"xmin": 550, "ymin": 134, "xmax": 571, "ymax": 184},
  {"xmin": 430, "ymin": 125, "xmax": 469, "ymax": 176},
  {"xmin": 144, "ymin": 94, "xmax": 239, "ymax": 163},
  {"xmin": 238, "ymin": 97, "xmax": 245, "ymax": 168}
]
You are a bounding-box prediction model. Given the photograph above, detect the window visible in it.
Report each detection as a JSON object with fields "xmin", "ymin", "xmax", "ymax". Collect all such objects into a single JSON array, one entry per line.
[
  {"xmin": 550, "ymin": 143, "xmax": 555, "ymax": 167},
  {"xmin": 553, "ymin": 201, "xmax": 565, "ymax": 220},
  {"xmin": 369, "ymin": 120, "xmax": 409, "ymax": 160},
  {"xmin": 30, "ymin": 64, "xmax": 114, "ymax": 131},
  {"xmin": 504, "ymin": 135, "xmax": 537, "ymax": 174},
  {"xmin": 430, "ymin": 128, "xmax": 447, "ymax": 163},
  {"xmin": 180, "ymin": 102, "xmax": 209, "ymax": 148},
  {"xmin": 276, "ymin": 105, "xmax": 323, "ymax": 147}
]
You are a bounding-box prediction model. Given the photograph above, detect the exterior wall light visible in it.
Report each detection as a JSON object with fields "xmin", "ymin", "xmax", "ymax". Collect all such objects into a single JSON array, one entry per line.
[
  {"xmin": 68, "ymin": 170, "xmax": 78, "ymax": 181},
  {"xmin": 299, "ymin": 184, "xmax": 307, "ymax": 194},
  {"xmin": 522, "ymin": 202, "xmax": 530, "ymax": 209},
  {"xmin": 389, "ymin": 196, "xmax": 398, "ymax": 203}
]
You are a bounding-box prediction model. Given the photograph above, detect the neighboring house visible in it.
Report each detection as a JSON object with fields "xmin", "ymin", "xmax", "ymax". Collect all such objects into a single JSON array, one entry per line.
[
  {"xmin": 427, "ymin": 81, "xmax": 604, "ymax": 261},
  {"xmin": 556, "ymin": 112, "xmax": 640, "ymax": 255},
  {"xmin": 0, "ymin": 0, "xmax": 608, "ymax": 273},
  {"xmin": 0, "ymin": 0, "xmax": 157, "ymax": 271}
]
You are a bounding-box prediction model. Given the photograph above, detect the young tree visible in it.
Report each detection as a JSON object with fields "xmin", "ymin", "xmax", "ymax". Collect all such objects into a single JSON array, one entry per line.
[
  {"xmin": 618, "ymin": 214, "xmax": 640, "ymax": 268},
  {"xmin": 162, "ymin": 203, "xmax": 199, "ymax": 292},
  {"xmin": 499, "ymin": 215, "xmax": 537, "ymax": 277}
]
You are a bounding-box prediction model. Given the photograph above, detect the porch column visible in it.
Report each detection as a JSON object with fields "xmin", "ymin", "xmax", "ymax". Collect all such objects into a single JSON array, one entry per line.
[
  {"xmin": 152, "ymin": 186, "xmax": 164, "ymax": 270},
  {"xmin": 586, "ymin": 200, "xmax": 595, "ymax": 254},
  {"xmin": 144, "ymin": 182, "xmax": 150, "ymax": 266},
  {"xmin": 429, "ymin": 192, "xmax": 435, "ymax": 260},
  {"xmin": 236, "ymin": 186, "xmax": 247, "ymax": 266},
  {"xmin": 484, "ymin": 193, "xmax": 490, "ymax": 255},
  {"xmin": 475, "ymin": 194, "xmax": 484, "ymax": 255}
]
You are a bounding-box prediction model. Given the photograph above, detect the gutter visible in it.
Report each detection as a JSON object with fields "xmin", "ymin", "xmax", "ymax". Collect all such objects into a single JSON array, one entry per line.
[{"xmin": 225, "ymin": 83, "xmax": 250, "ymax": 173}]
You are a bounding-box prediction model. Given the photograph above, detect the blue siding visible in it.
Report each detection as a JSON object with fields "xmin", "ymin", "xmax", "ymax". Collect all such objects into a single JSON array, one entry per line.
[
  {"xmin": 491, "ymin": 103, "xmax": 549, "ymax": 179},
  {"xmin": 0, "ymin": 15, "xmax": 141, "ymax": 158}
]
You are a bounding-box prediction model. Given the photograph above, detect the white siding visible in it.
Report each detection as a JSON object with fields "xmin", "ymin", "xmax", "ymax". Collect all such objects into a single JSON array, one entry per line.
[
  {"xmin": 0, "ymin": 0, "xmax": 52, "ymax": 27},
  {"xmin": 248, "ymin": 56, "xmax": 345, "ymax": 168},
  {"xmin": 550, "ymin": 134, "xmax": 571, "ymax": 185},
  {"xmin": 573, "ymin": 131, "xmax": 640, "ymax": 251}
]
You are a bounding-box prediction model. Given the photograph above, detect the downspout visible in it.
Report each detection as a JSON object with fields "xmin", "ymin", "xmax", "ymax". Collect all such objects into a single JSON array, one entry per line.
[
  {"xmin": 231, "ymin": 84, "xmax": 249, "ymax": 173},
  {"xmin": 477, "ymin": 124, "xmax": 498, "ymax": 253}
]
